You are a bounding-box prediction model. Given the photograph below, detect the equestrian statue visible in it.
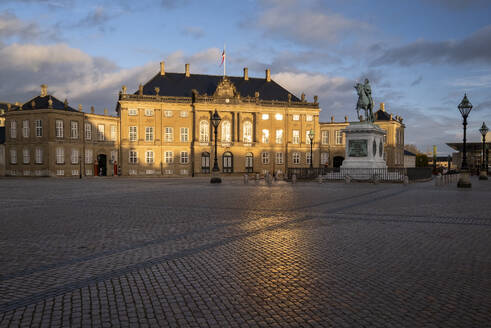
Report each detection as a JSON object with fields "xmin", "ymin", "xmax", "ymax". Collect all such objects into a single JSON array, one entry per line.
[{"xmin": 354, "ymin": 79, "xmax": 375, "ymax": 123}]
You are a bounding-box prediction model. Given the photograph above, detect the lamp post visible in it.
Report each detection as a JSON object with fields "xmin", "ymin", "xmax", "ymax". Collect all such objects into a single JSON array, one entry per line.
[
  {"xmin": 457, "ymin": 93, "xmax": 472, "ymax": 188},
  {"xmin": 210, "ymin": 109, "xmax": 222, "ymax": 184},
  {"xmin": 308, "ymin": 129, "xmax": 315, "ymax": 169},
  {"xmin": 479, "ymin": 122, "xmax": 488, "ymax": 180}
]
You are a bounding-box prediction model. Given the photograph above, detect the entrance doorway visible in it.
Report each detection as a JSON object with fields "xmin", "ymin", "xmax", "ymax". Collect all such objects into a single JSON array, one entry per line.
[
  {"xmin": 223, "ymin": 152, "xmax": 233, "ymax": 173},
  {"xmin": 97, "ymin": 154, "xmax": 107, "ymax": 176},
  {"xmin": 333, "ymin": 156, "xmax": 344, "ymax": 168}
]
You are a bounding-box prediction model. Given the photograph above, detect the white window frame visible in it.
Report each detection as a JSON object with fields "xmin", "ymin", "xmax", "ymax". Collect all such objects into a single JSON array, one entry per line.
[
  {"xmin": 10, "ymin": 149, "xmax": 17, "ymax": 164},
  {"xmin": 306, "ymin": 131, "xmax": 312, "ymax": 145},
  {"xmin": 23, "ymin": 148, "xmax": 30, "ymax": 164},
  {"xmin": 145, "ymin": 150, "xmax": 154, "ymax": 164},
  {"xmin": 85, "ymin": 123, "xmax": 92, "ymax": 140},
  {"xmin": 292, "ymin": 114, "xmax": 300, "ymax": 121},
  {"xmin": 71, "ymin": 149, "xmax": 79, "ymax": 164},
  {"xmin": 129, "ymin": 150, "xmax": 137, "ymax": 164},
  {"xmin": 10, "ymin": 120, "xmax": 17, "ymax": 139},
  {"xmin": 262, "ymin": 152, "xmax": 270, "ymax": 165},
  {"xmin": 292, "ymin": 130, "xmax": 300, "ymax": 144},
  {"xmin": 145, "ymin": 108, "xmax": 154, "ymax": 116},
  {"xmin": 97, "ymin": 124, "xmax": 105, "ymax": 141},
  {"xmin": 129, "ymin": 126, "xmax": 137, "ymax": 142},
  {"xmin": 293, "ymin": 152, "xmax": 300, "ymax": 164},
  {"xmin": 275, "ymin": 113, "xmax": 283, "ymax": 121},
  {"xmin": 221, "ymin": 121, "xmax": 231, "ymax": 142},
  {"xmin": 55, "ymin": 120, "xmax": 63, "ymax": 138},
  {"xmin": 22, "ymin": 120, "xmax": 29, "ymax": 138},
  {"xmin": 199, "ymin": 121, "xmax": 209, "ymax": 143},
  {"xmin": 164, "ymin": 110, "xmax": 173, "ymax": 118},
  {"xmin": 261, "ymin": 113, "xmax": 269, "ymax": 120},
  {"xmin": 164, "ymin": 127, "xmax": 173, "ymax": 142},
  {"xmin": 275, "ymin": 129, "xmax": 283, "ymax": 144},
  {"xmin": 35, "ymin": 120, "xmax": 43, "ymax": 137},
  {"xmin": 165, "ymin": 151, "xmax": 173, "ymax": 164},
  {"xmin": 180, "ymin": 111, "xmax": 188, "ymax": 118},
  {"xmin": 70, "ymin": 121, "xmax": 78, "ymax": 139},
  {"xmin": 85, "ymin": 149, "xmax": 93, "ymax": 164},
  {"xmin": 306, "ymin": 114, "xmax": 313, "ymax": 122},
  {"xmin": 243, "ymin": 121, "xmax": 252, "ymax": 143},
  {"xmin": 335, "ymin": 130, "xmax": 343, "ymax": 145},
  {"xmin": 128, "ymin": 108, "xmax": 138, "ymax": 116},
  {"xmin": 306, "ymin": 152, "xmax": 312, "ymax": 165},
  {"xmin": 145, "ymin": 127, "xmax": 154, "ymax": 142},
  {"xmin": 321, "ymin": 131, "xmax": 329, "ymax": 145},
  {"xmin": 180, "ymin": 151, "xmax": 189, "ymax": 164},
  {"xmin": 35, "ymin": 148, "xmax": 43, "ymax": 164},
  {"xmin": 110, "ymin": 125, "xmax": 117, "ymax": 141},
  {"xmin": 276, "ymin": 152, "xmax": 283, "ymax": 165},
  {"xmin": 262, "ymin": 129, "xmax": 269, "ymax": 144},
  {"xmin": 180, "ymin": 127, "xmax": 189, "ymax": 142},
  {"xmin": 321, "ymin": 152, "xmax": 329, "ymax": 166},
  {"xmin": 56, "ymin": 147, "xmax": 64, "ymax": 164}
]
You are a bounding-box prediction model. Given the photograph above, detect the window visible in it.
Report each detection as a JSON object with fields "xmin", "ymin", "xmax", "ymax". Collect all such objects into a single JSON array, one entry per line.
[
  {"xmin": 145, "ymin": 127, "xmax": 154, "ymax": 142},
  {"xmin": 275, "ymin": 113, "xmax": 283, "ymax": 121},
  {"xmin": 275, "ymin": 129, "xmax": 283, "ymax": 144},
  {"xmin": 10, "ymin": 149, "xmax": 17, "ymax": 164},
  {"xmin": 292, "ymin": 130, "xmax": 300, "ymax": 144},
  {"xmin": 164, "ymin": 127, "xmax": 173, "ymax": 142},
  {"xmin": 10, "ymin": 121, "xmax": 17, "ymax": 139},
  {"xmin": 180, "ymin": 127, "xmax": 189, "ymax": 142},
  {"xmin": 56, "ymin": 120, "xmax": 63, "ymax": 138},
  {"xmin": 335, "ymin": 130, "xmax": 343, "ymax": 144},
  {"xmin": 35, "ymin": 148, "xmax": 43, "ymax": 164},
  {"xmin": 199, "ymin": 121, "xmax": 209, "ymax": 143},
  {"xmin": 262, "ymin": 113, "xmax": 269, "ymax": 120},
  {"xmin": 321, "ymin": 152, "xmax": 329, "ymax": 166},
  {"xmin": 221, "ymin": 121, "xmax": 231, "ymax": 142},
  {"xmin": 261, "ymin": 129, "xmax": 269, "ymax": 144},
  {"xmin": 180, "ymin": 151, "xmax": 189, "ymax": 164},
  {"xmin": 243, "ymin": 121, "xmax": 252, "ymax": 143},
  {"xmin": 201, "ymin": 152, "xmax": 210, "ymax": 173},
  {"xmin": 306, "ymin": 131, "xmax": 312, "ymax": 144},
  {"xmin": 145, "ymin": 109, "xmax": 154, "ymax": 116},
  {"xmin": 85, "ymin": 123, "xmax": 92, "ymax": 140},
  {"xmin": 71, "ymin": 149, "xmax": 79, "ymax": 164},
  {"xmin": 164, "ymin": 110, "xmax": 173, "ymax": 118},
  {"xmin": 145, "ymin": 151, "xmax": 154, "ymax": 164},
  {"xmin": 129, "ymin": 150, "xmax": 137, "ymax": 164},
  {"xmin": 56, "ymin": 147, "xmax": 64, "ymax": 164},
  {"xmin": 165, "ymin": 151, "xmax": 173, "ymax": 164},
  {"xmin": 23, "ymin": 148, "xmax": 30, "ymax": 164},
  {"xmin": 128, "ymin": 108, "xmax": 137, "ymax": 116},
  {"xmin": 276, "ymin": 152, "xmax": 283, "ymax": 165},
  {"xmin": 180, "ymin": 111, "xmax": 188, "ymax": 118},
  {"xmin": 306, "ymin": 115, "xmax": 313, "ymax": 122},
  {"xmin": 129, "ymin": 126, "xmax": 137, "ymax": 142},
  {"xmin": 293, "ymin": 152, "xmax": 300, "ymax": 164},
  {"xmin": 71, "ymin": 121, "xmax": 79, "ymax": 139},
  {"xmin": 292, "ymin": 114, "xmax": 300, "ymax": 121},
  {"xmin": 306, "ymin": 152, "xmax": 312, "ymax": 165},
  {"xmin": 245, "ymin": 153, "xmax": 253, "ymax": 172},
  {"xmin": 223, "ymin": 152, "xmax": 233, "ymax": 173},
  {"xmin": 35, "ymin": 120, "xmax": 43, "ymax": 137},
  {"xmin": 111, "ymin": 150, "xmax": 117, "ymax": 163},
  {"xmin": 321, "ymin": 131, "xmax": 329, "ymax": 144},
  {"xmin": 110, "ymin": 125, "xmax": 117, "ymax": 141},
  {"xmin": 85, "ymin": 149, "xmax": 93, "ymax": 164},
  {"xmin": 262, "ymin": 152, "xmax": 270, "ymax": 164},
  {"xmin": 56, "ymin": 170, "xmax": 64, "ymax": 176},
  {"xmin": 22, "ymin": 120, "xmax": 29, "ymax": 138},
  {"xmin": 383, "ymin": 130, "xmax": 387, "ymax": 144},
  {"xmin": 97, "ymin": 124, "xmax": 105, "ymax": 141}
]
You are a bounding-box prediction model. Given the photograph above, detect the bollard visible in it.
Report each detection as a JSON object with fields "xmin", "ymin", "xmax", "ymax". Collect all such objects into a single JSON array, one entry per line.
[
  {"xmin": 345, "ymin": 175, "xmax": 351, "ymax": 184},
  {"xmin": 435, "ymin": 174, "xmax": 442, "ymax": 187},
  {"xmin": 292, "ymin": 174, "xmax": 297, "ymax": 184},
  {"xmin": 318, "ymin": 175, "xmax": 323, "ymax": 184},
  {"xmin": 243, "ymin": 174, "xmax": 248, "ymax": 185},
  {"xmin": 373, "ymin": 175, "xmax": 380, "ymax": 185},
  {"xmin": 403, "ymin": 176, "xmax": 409, "ymax": 185}
]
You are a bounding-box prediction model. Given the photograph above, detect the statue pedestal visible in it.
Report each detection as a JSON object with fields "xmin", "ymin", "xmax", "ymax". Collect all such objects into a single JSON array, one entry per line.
[{"xmin": 340, "ymin": 122, "xmax": 388, "ymax": 180}]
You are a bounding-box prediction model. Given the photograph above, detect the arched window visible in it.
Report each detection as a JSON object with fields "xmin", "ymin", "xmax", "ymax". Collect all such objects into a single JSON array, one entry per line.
[
  {"xmin": 243, "ymin": 121, "xmax": 252, "ymax": 143},
  {"xmin": 199, "ymin": 120, "xmax": 209, "ymax": 143},
  {"xmin": 223, "ymin": 152, "xmax": 233, "ymax": 173},
  {"xmin": 221, "ymin": 120, "xmax": 231, "ymax": 142},
  {"xmin": 245, "ymin": 152, "xmax": 253, "ymax": 173},
  {"xmin": 201, "ymin": 152, "xmax": 210, "ymax": 173}
]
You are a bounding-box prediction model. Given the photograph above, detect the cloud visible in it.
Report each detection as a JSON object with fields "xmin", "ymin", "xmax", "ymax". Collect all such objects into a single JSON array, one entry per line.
[
  {"xmin": 251, "ymin": 0, "xmax": 372, "ymax": 46},
  {"xmin": 410, "ymin": 75, "xmax": 423, "ymax": 86},
  {"xmin": 373, "ymin": 25, "xmax": 491, "ymax": 66},
  {"xmin": 73, "ymin": 6, "xmax": 115, "ymax": 31},
  {"xmin": 180, "ymin": 26, "xmax": 204, "ymax": 39},
  {"xmin": 0, "ymin": 11, "xmax": 56, "ymax": 42},
  {"xmin": 425, "ymin": 0, "xmax": 491, "ymax": 10}
]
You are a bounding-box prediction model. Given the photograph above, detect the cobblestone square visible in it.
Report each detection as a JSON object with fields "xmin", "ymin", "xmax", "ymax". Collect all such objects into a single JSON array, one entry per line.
[{"xmin": 0, "ymin": 177, "xmax": 490, "ymax": 327}]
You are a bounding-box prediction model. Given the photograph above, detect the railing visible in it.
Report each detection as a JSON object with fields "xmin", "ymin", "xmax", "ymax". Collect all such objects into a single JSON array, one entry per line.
[
  {"xmin": 287, "ymin": 167, "xmax": 408, "ymax": 182},
  {"xmin": 434, "ymin": 172, "xmax": 460, "ymax": 186}
]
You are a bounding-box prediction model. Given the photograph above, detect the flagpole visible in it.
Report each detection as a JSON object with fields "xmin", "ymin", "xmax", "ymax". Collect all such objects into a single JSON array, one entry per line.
[{"xmin": 223, "ymin": 44, "xmax": 226, "ymax": 77}]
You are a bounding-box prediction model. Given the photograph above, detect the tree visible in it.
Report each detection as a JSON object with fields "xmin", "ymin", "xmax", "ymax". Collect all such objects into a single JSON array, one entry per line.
[
  {"xmin": 404, "ymin": 144, "xmax": 420, "ymax": 155},
  {"xmin": 416, "ymin": 154, "xmax": 429, "ymax": 167}
]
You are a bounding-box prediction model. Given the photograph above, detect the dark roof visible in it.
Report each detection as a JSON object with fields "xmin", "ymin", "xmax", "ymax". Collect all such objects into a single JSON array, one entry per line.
[
  {"xmin": 20, "ymin": 95, "xmax": 77, "ymax": 112},
  {"xmin": 404, "ymin": 150, "xmax": 416, "ymax": 156},
  {"xmin": 0, "ymin": 127, "xmax": 5, "ymax": 144},
  {"xmin": 138, "ymin": 72, "xmax": 301, "ymax": 102},
  {"xmin": 374, "ymin": 109, "xmax": 391, "ymax": 121},
  {"xmin": 0, "ymin": 102, "xmax": 18, "ymax": 112}
]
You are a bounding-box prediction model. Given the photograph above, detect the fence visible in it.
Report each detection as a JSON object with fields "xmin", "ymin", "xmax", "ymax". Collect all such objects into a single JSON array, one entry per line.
[
  {"xmin": 434, "ymin": 173, "xmax": 460, "ymax": 186},
  {"xmin": 287, "ymin": 167, "xmax": 410, "ymax": 182}
]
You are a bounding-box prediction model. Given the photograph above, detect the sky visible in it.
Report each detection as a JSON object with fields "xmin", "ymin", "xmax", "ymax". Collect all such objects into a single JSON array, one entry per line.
[{"xmin": 0, "ymin": 0, "xmax": 490, "ymax": 154}]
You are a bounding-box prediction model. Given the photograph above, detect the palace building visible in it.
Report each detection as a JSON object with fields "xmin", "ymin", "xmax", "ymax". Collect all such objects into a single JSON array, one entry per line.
[{"xmin": 0, "ymin": 62, "xmax": 405, "ymax": 177}]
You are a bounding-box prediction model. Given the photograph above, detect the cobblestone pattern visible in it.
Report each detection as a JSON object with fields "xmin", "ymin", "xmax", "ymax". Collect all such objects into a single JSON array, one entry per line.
[{"xmin": 0, "ymin": 177, "xmax": 490, "ymax": 327}]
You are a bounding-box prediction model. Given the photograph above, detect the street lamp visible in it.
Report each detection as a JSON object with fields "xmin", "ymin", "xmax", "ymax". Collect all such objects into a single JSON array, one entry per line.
[
  {"xmin": 308, "ymin": 129, "xmax": 315, "ymax": 169},
  {"xmin": 457, "ymin": 93, "xmax": 472, "ymax": 188},
  {"xmin": 479, "ymin": 122, "xmax": 488, "ymax": 180},
  {"xmin": 210, "ymin": 109, "xmax": 222, "ymax": 184}
]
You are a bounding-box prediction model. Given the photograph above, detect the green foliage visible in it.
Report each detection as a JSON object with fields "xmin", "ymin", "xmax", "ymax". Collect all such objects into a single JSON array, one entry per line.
[{"xmin": 416, "ymin": 154, "xmax": 429, "ymax": 167}]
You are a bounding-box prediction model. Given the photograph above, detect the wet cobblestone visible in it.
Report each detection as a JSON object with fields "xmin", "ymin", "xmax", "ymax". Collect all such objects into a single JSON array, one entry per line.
[{"xmin": 0, "ymin": 177, "xmax": 490, "ymax": 327}]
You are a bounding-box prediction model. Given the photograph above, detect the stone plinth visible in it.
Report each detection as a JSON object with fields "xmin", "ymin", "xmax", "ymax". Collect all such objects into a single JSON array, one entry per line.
[{"xmin": 341, "ymin": 122, "xmax": 387, "ymax": 169}]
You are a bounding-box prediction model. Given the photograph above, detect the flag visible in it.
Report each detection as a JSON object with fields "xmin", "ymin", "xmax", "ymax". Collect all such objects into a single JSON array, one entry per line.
[{"xmin": 220, "ymin": 49, "xmax": 225, "ymax": 66}]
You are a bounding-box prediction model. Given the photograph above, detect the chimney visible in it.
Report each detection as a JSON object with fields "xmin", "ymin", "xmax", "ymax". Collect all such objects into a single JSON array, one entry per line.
[
  {"xmin": 389, "ymin": 114, "xmax": 393, "ymax": 120},
  {"xmin": 345, "ymin": 116, "xmax": 348, "ymax": 122},
  {"xmin": 138, "ymin": 84, "xmax": 143, "ymax": 96},
  {"xmin": 7, "ymin": 104, "xmax": 11, "ymax": 111},
  {"xmin": 121, "ymin": 85, "xmax": 127, "ymax": 94},
  {"xmin": 64, "ymin": 99, "xmax": 68, "ymax": 110},
  {"xmin": 40, "ymin": 84, "xmax": 48, "ymax": 97},
  {"xmin": 78, "ymin": 104, "xmax": 82, "ymax": 112},
  {"xmin": 265, "ymin": 69, "xmax": 271, "ymax": 82},
  {"xmin": 185, "ymin": 63, "xmax": 190, "ymax": 77},
  {"xmin": 301, "ymin": 93, "xmax": 306, "ymax": 102},
  {"xmin": 380, "ymin": 102, "xmax": 385, "ymax": 111},
  {"xmin": 331, "ymin": 116, "xmax": 334, "ymax": 123},
  {"xmin": 160, "ymin": 61, "xmax": 165, "ymax": 76},
  {"xmin": 314, "ymin": 95, "xmax": 318, "ymax": 104},
  {"xmin": 91, "ymin": 106, "xmax": 95, "ymax": 114},
  {"xmin": 243, "ymin": 67, "xmax": 248, "ymax": 81},
  {"xmin": 104, "ymin": 108, "xmax": 108, "ymax": 115}
]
